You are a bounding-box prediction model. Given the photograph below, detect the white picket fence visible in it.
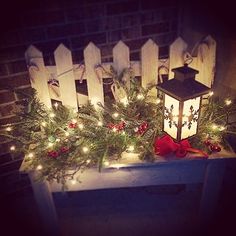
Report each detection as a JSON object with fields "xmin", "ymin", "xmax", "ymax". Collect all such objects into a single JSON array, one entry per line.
[{"xmin": 25, "ymin": 36, "xmax": 216, "ymax": 110}]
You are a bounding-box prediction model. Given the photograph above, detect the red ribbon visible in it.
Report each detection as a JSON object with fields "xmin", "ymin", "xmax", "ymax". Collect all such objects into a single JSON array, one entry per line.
[{"xmin": 154, "ymin": 135, "xmax": 208, "ymax": 158}]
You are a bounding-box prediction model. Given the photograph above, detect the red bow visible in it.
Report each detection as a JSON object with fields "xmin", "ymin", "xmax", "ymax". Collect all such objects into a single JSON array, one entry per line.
[{"xmin": 154, "ymin": 135, "xmax": 208, "ymax": 158}]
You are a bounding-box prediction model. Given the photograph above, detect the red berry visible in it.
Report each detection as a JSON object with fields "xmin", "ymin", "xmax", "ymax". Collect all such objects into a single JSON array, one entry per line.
[
  {"xmin": 204, "ymin": 139, "xmax": 211, "ymax": 146},
  {"xmin": 69, "ymin": 122, "xmax": 77, "ymax": 128},
  {"xmin": 60, "ymin": 146, "xmax": 69, "ymax": 153},
  {"xmin": 48, "ymin": 150, "xmax": 59, "ymax": 158},
  {"xmin": 210, "ymin": 144, "xmax": 221, "ymax": 152}
]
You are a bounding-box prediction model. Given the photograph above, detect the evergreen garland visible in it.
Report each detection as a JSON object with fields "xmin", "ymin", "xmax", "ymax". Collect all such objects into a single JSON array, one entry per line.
[{"xmin": 0, "ymin": 67, "xmax": 235, "ymax": 186}]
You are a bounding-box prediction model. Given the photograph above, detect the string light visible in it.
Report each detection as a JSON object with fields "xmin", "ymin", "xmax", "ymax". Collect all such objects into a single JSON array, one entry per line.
[
  {"xmin": 6, "ymin": 127, "xmax": 12, "ymax": 132},
  {"xmin": 49, "ymin": 113, "xmax": 55, "ymax": 118},
  {"xmin": 156, "ymin": 98, "xmax": 161, "ymax": 104},
  {"xmin": 48, "ymin": 143, "xmax": 53, "ymax": 147},
  {"xmin": 104, "ymin": 161, "xmax": 109, "ymax": 166},
  {"xmin": 10, "ymin": 145, "xmax": 15, "ymax": 151},
  {"xmin": 86, "ymin": 159, "xmax": 91, "ymax": 164},
  {"xmin": 219, "ymin": 126, "xmax": 226, "ymax": 131},
  {"xmin": 56, "ymin": 138, "xmax": 60, "ymax": 142},
  {"xmin": 113, "ymin": 112, "xmax": 119, "ymax": 118},
  {"xmin": 121, "ymin": 131, "xmax": 126, "ymax": 135},
  {"xmin": 41, "ymin": 121, "xmax": 47, "ymax": 127},
  {"xmin": 71, "ymin": 119, "xmax": 77, "ymax": 124},
  {"xmin": 28, "ymin": 153, "xmax": 34, "ymax": 158},
  {"xmin": 97, "ymin": 121, "xmax": 103, "ymax": 126},
  {"xmin": 82, "ymin": 146, "xmax": 89, "ymax": 153},
  {"xmin": 54, "ymin": 102, "xmax": 59, "ymax": 109},
  {"xmin": 78, "ymin": 123, "xmax": 84, "ymax": 130},
  {"xmin": 71, "ymin": 179, "xmax": 77, "ymax": 185},
  {"xmin": 127, "ymin": 145, "xmax": 135, "ymax": 152},
  {"xmin": 225, "ymin": 99, "xmax": 232, "ymax": 106},
  {"xmin": 112, "ymin": 127, "xmax": 118, "ymax": 132},
  {"xmin": 137, "ymin": 93, "xmax": 144, "ymax": 100},
  {"xmin": 120, "ymin": 97, "xmax": 129, "ymax": 106},
  {"xmin": 65, "ymin": 132, "xmax": 70, "ymax": 136},
  {"xmin": 212, "ymin": 124, "xmax": 217, "ymax": 130},
  {"xmin": 36, "ymin": 165, "xmax": 43, "ymax": 170},
  {"xmin": 208, "ymin": 91, "xmax": 214, "ymax": 97}
]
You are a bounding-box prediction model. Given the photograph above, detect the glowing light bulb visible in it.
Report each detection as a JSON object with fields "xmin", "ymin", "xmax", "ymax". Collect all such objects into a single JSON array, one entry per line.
[
  {"xmin": 120, "ymin": 97, "xmax": 129, "ymax": 106},
  {"xmin": 219, "ymin": 126, "xmax": 225, "ymax": 131},
  {"xmin": 121, "ymin": 131, "xmax": 126, "ymax": 135},
  {"xmin": 225, "ymin": 99, "xmax": 232, "ymax": 106},
  {"xmin": 104, "ymin": 161, "xmax": 109, "ymax": 166},
  {"xmin": 28, "ymin": 153, "xmax": 34, "ymax": 158},
  {"xmin": 41, "ymin": 121, "xmax": 47, "ymax": 127},
  {"xmin": 156, "ymin": 98, "xmax": 161, "ymax": 104},
  {"xmin": 65, "ymin": 132, "xmax": 70, "ymax": 137},
  {"xmin": 208, "ymin": 91, "xmax": 214, "ymax": 97},
  {"xmin": 86, "ymin": 159, "xmax": 91, "ymax": 164},
  {"xmin": 82, "ymin": 146, "xmax": 89, "ymax": 153},
  {"xmin": 97, "ymin": 121, "xmax": 103, "ymax": 126},
  {"xmin": 113, "ymin": 112, "xmax": 119, "ymax": 118},
  {"xmin": 127, "ymin": 145, "xmax": 135, "ymax": 152},
  {"xmin": 71, "ymin": 179, "xmax": 77, "ymax": 185},
  {"xmin": 6, "ymin": 127, "xmax": 12, "ymax": 132},
  {"xmin": 56, "ymin": 138, "xmax": 60, "ymax": 142},
  {"xmin": 10, "ymin": 145, "xmax": 15, "ymax": 151},
  {"xmin": 137, "ymin": 93, "xmax": 144, "ymax": 100},
  {"xmin": 48, "ymin": 142, "xmax": 53, "ymax": 147},
  {"xmin": 78, "ymin": 123, "xmax": 84, "ymax": 130},
  {"xmin": 212, "ymin": 124, "xmax": 217, "ymax": 130},
  {"xmin": 36, "ymin": 165, "xmax": 43, "ymax": 170},
  {"xmin": 112, "ymin": 127, "xmax": 118, "ymax": 132},
  {"xmin": 49, "ymin": 113, "xmax": 55, "ymax": 118},
  {"xmin": 71, "ymin": 119, "xmax": 77, "ymax": 124},
  {"xmin": 54, "ymin": 102, "xmax": 59, "ymax": 109}
]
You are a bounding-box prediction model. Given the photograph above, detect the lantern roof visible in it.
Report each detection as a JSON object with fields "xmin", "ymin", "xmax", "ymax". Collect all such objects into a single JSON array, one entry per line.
[{"xmin": 157, "ymin": 64, "xmax": 211, "ymax": 101}]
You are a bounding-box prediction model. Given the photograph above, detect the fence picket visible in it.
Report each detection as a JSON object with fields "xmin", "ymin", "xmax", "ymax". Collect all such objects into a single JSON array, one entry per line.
[
  {"xmin": 141, "ymin": 39, "xmax": 159, "ymax": 97},
  {"xmin": 169, "ymin": 37, "xmax": 188, "ymax": 79},
  {"xmin": 195, "ymin": 35, "xmax": 216, "ymax": 87},
  {"xmin": 84, "ymin": 42, "xmax": 104, "ymax": 106},
  {"xmin": 25, "ymin": 45, "xmax": 52, "ymax": 108},
  {"xmin": 113, "ymin": 41, "xmax": 130, "ymax": 87},
  {"xmin": 54, "ymin": 44, "xmax": 78, "ymax": 111}
]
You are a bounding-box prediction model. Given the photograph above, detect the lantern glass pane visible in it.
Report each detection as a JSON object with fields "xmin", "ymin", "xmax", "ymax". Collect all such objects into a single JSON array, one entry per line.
[
  {"xmin": 164, "ymin": 94, "xmax": 179, "ymax": 139},
  {"xmin": 181, "ymin": 96, "xmax": 201, "ymax": 140}
]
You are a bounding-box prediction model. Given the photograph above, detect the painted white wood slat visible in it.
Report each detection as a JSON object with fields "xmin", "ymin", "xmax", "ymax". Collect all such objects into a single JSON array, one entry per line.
[
  {"xmin": 141, "ymin": 39, "xmax": 159, "ymax": 97},
  {"xmin": 195, "ymin": 35, "xmax": 216, "ymax": 87},
  {"xmin": 113, "ymin": 41, "xmax": 130, "ymax": 87},
  {"xmin": 25, "ymin": 45, "xmax": 52, "ymax": 108},
  {"xmin": 84, "ymin": 42, "xmax": 104, "ymax": 106},
  {"xmin": 169, "ymin": 37, "xmax": 188, "ymax": 79},
  {"xmin": 54, "ymin": 44, "xmax": 78, "ymax": 111}
]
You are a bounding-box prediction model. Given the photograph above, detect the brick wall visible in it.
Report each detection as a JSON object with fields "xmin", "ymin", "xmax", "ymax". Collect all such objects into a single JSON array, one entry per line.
[{"xmin": 0, "ymin": 0, "xmax": 181, "ymax": 195}]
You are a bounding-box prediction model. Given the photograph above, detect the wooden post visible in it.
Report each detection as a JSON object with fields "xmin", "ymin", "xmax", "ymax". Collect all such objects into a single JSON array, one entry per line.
[
  {"xmin": 25, "ymin": 45, "xmax": 52, "ymax": 108},
  {"xmin": 169, "ymin": 37, "xmax": 188, "ymax": 79},
  {"xmin": 199, "ymin": 160, "xmax": 225, "ymax": 223},
  {"xmin": 54, "ymin": 44, "xmax": 78, "ymax": 111},
  {"xmin": 141, "ymin": 39, "xmax": 159, "ymax": 97},
  {"xmin": 84, "ymin": 42, "xmax": 104, "ymax": 106},
  {"xmin": 29, "ymin": 171, "xmax": 59, "ymax": 235}
]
